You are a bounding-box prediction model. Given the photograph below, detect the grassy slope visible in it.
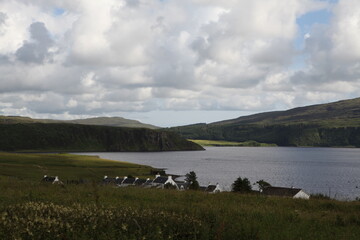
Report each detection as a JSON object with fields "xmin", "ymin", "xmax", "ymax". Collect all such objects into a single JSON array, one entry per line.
[
  {"xmin": 0, "ymin": 152, "xmax": 154, "ymax": 181},
  {"xmin": 0, "ymin": 116, "xmax": 159, "ymax": 129},
  {"xmin": 170, "ymin": 98, "xmax": 360, "ymax": 147},
  {"xmin": 189, "ymin": 139, "xmax": 277, "ymax": 147},
  {"xmin": 214, "ymin": 97, "xmax": 360, "ymax": 127},
  {"xmin": 68, "ymin": 117, "xmax": 159, "ymax": 129},
  {"xmin": 0, "ymin": 152, "xmax": 359, "ymax": 239}
]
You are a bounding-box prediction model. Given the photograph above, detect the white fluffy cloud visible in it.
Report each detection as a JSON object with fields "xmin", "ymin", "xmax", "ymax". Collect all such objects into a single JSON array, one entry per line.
[{"xmin": 0, "ymin": 0, "xmax": 359, "ymax": 126}]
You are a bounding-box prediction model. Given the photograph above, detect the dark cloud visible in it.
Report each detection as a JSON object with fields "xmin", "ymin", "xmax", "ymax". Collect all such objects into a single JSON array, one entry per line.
[
  {"xmin": 0, "ymin": 12, "xmax": 7, "ymax": 26},
  {"xmin": 125, "ymin": 0, "xmax": 140, "ymax": 8},
  {"xmin": 0, "ymin": 55, "xmax": 9, "ymax": 65},
  {"xmin": 15, "ymin": 22, "xmax": 54, "ymax": 64}
]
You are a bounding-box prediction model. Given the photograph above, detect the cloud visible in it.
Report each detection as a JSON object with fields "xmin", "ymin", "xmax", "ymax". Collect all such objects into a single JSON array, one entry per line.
[
  {"xmin": 0, "ymin": 0, "xmax": 359, "ymax": 125},
  {"xmin": 15, "ymin": 22, "xmax": 54, "ymax": 63},
  {"xmin": 291, "ymin": 0, "xmax": 360, "ymax": 96}
]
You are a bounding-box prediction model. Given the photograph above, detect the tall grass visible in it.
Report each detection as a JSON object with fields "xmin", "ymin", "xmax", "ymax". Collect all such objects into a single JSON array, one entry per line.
[{"xmin": 1, "ymin": 180, "xmax": 360, "ymax": 240}]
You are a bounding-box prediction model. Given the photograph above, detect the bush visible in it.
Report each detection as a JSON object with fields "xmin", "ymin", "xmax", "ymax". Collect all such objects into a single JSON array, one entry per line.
[
  {"xmin": 185, "ymin": 171, "xmax": 200, "ymax": 190},
  {"xmin": 256, "ymin": 179, "xmax": 271, "ymax": 191},
  {"xmin": 232, "ymin": 177, "xmax": 252, "ymax": 193}
]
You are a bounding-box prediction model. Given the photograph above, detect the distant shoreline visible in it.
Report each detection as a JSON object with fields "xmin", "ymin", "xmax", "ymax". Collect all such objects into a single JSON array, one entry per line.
[{"xmin": 189, "ymin": 139, "xmax": 277, "ymax": 147}]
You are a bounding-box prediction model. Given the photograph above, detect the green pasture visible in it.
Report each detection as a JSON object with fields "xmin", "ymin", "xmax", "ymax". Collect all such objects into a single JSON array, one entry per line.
[
  {"xmin": 189, "ymin": 139, "xmax": 277, "ymax": 147},
  {"xmin": 0, "ymin": 152, "xmax": 153, "ymax": 182}
]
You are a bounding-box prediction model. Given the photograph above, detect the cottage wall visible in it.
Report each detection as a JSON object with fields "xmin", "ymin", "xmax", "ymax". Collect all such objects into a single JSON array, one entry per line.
[{"xmin": 293, "ymin": 190, "xmax": 310, "ymax": 199}]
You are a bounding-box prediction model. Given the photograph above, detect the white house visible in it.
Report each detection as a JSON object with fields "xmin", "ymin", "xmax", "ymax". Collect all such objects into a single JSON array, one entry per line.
[
  {"xmin": 262, "ymin": 186, "xmax": 310, "ymax": 200},
  {"xmin": 152, "ymin": 175, "xmax": 178, "ymax": 189},
  {"xmin": 121, "ymin": 177, "xmax": 138, "ymax": 186},
  {"xmin": 42, "ymin": 175, "xmax": 63, "ymax": 184},
  {"xmin": 205, "ymin": 183, "xmax": 222, "ymax": 193}
]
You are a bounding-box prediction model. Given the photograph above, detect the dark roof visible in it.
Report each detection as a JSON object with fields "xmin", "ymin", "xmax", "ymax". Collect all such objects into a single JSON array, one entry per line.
[
  {"xmin": 262, "ymin": 187, "xmax": 302, "ymax": 197},
  {"xmin": 153, "ymin": 176, "xmax": 168, "ymax": 184},
  {"xmin": 115, "ymin": 178, "xmax": 124, "ymax": 184},
  {"xmin": 42, "ymin": 176, "xmax": 56, "ymax": 182},
  {"xmin": 199, "ymin": 186, "xmax": 207, "ymax": 191},
  {"xmin": 122, "ymin": 178, "xmax": 136, "ymax": 184},
  {"xmin": 205, "ymin": 185, "xmax": 217, "ymax": 192},
  {"xmin": 134, "ymin": 178, "xmax": 147, "ymax": 185},
  {"xmin": 143, "ymin": 179, "xmax": 153, "ymax": 185},
  {"xmin": 103, "ymin": 177, "xmax": 116, "ymax": 184}
]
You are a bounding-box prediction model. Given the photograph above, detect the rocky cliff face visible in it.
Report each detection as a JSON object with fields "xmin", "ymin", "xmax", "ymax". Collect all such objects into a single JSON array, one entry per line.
[{"xmin": 0, "ymin": 123, "xmax": 204, "ymax": 152}]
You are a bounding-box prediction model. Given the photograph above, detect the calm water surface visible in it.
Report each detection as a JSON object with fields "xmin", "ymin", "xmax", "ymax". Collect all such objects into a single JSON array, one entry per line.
[{"xmin": 79, "ymin": 147, "xmax": 360, "ymax": 200}]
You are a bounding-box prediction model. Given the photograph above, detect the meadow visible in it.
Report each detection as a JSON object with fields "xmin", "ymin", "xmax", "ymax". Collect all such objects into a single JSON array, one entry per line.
[
  {"xmin": 0, "ymin": 152, "xmax": 154, "ymax": 181},
  {"xmin": 189, "ymin": 139, "xmax": 277, "ymax": 147},
  {"xmin": 1, "ymin": 152, "xmax": 360, "ymax": 239}
]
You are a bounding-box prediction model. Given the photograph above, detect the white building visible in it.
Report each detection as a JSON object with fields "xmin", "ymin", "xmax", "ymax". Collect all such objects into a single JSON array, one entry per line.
[{"xmin": 262, "ymin": 186, "xmax": 310, "ymax": 200}]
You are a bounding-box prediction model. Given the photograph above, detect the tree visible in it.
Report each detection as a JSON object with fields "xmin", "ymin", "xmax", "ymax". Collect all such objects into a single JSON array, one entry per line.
[
  {"xmin": 185, "ymin": 171, "xmax": 200, "ymax": 190},
  {"xmin": 231, "ymin": 177, "xmax": 252, "ymax": 193},
  {"xmin": 256, "ymin": 179, "xmax": 271, "ymax": 191}
]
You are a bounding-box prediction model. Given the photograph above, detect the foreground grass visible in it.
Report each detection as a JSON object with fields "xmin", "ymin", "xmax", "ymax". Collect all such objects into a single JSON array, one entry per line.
[
  {"xmin": 0, "ymin": 152, "xmax": 154, "ymax": 181},
  {"xmin": 1, "ymin": 152, "xmax": 359, "ymax": 239},
  {"xmin": 189, "ymin": 139, "xmax": 277, "ymax": 147},
  {"xmin": 0, "ymin": 181, "xmax": 360, "ymax": 240}
]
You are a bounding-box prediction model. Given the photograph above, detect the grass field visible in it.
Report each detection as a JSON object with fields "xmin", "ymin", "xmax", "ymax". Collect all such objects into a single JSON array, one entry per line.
[
  {"xmin": 1, "ymin": 152, "xmax": 360, "ymax": 239},
  {"xmin": 0, "ymin": 152, "xmax": 154, "ymax": 182},
  {"xmin": 189, "ymin": 139, "xmax": 277, "ymax": 147}
]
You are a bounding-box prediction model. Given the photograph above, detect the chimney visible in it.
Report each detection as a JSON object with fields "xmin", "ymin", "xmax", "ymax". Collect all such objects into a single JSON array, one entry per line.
[
  {"xmin": 116, "ymin": 176, "xmax": 119, "ymax": 180},
  {"xmin": 44, "ymin": 175, "xmax": 47, "ymax": 178},
  {"xmin": 155, "ymin": 174, "xmax": 160, "ymax": 178},
  {"xmin": 104, "ymin": 175, "xmax": 108, "ymax": 179}
]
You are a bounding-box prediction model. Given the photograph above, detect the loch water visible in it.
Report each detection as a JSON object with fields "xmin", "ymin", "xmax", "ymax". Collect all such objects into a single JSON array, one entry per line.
[{"xmin": 79, "ymin": 147, "xmax": 360, "ymax": 200}]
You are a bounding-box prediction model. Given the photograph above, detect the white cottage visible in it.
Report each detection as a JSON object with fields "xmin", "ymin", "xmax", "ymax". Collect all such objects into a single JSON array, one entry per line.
[
  {"xmin": 262, "ymin": 186, "xmax": 310, "ymax": 200},
  {"xmin": 152, "ymin": 175, "xmax": 178, "ymax": 189},
  {"xmin": 205, "ymin": 183, "xmax": 222, "ymax": 193}
]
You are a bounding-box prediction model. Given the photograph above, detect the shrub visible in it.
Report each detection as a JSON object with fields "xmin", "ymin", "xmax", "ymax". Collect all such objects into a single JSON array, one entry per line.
[
  {"xmin": 185, "ymin": 171, "xmax": 200, "ymax": 190},
  {"xmin": 232, "ymin": 177, "xmax": 252, "ymax": 193},
  {"xmin": 255, "ymin": 179, "xmax": 271, "ymax": 191}
]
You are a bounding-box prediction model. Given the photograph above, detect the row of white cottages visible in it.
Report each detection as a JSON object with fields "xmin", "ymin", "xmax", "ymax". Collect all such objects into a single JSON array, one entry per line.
[
  {"xmin": 103, "ymin": 174, "xmax": 222, "ymax": 193},
  {"xmin": 42, "ymin": 175, "xmax": 310, "ymax": 199}
]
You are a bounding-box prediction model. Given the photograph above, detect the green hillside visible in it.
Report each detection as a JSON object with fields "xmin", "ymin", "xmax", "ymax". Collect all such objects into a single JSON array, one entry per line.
[
  {"xmin": 214, "ymin": 97, "xmax": 360, "ymax": 127},
  {"xmin": 170, "ymin": 98, "xmax": 360, "ymax": 147},
  {"xmin": 0, "ymin": 123, "xmax": 203, "ymax": 152},
  {"xmin": 67, "ymin": 117, "xmax": 159, "ymax": 129},
  {"xmin": 0, "ymin": 116, "xmax": 159, "ymax": 129}
]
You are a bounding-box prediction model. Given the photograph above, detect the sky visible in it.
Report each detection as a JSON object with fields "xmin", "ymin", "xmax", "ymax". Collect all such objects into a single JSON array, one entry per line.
[{"xmin": 0, "ymin": 0, "xmax": 359, "ymax": 127}]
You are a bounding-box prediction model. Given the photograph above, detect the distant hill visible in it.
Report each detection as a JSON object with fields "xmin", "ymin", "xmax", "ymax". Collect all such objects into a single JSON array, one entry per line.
[
  {"xmin": 0, "ymin": 116, "xmax": 159, "ymax": 129},
  {"xmin": 0, "ymin": 123, "xmax": 203, "ymax": 152},
  {"xmin": 169, "ymin": 98, "xmax": 360, "ymax": 147},
  {"xmin": 214, "ymin": 97, "xmax": 360, "ymax": 127}
]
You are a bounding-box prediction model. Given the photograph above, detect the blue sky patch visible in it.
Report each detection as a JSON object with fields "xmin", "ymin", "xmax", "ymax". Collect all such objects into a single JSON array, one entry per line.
[{"xmin": 53, "ymin": 8, "xmax": 65, "ymax": 16}]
